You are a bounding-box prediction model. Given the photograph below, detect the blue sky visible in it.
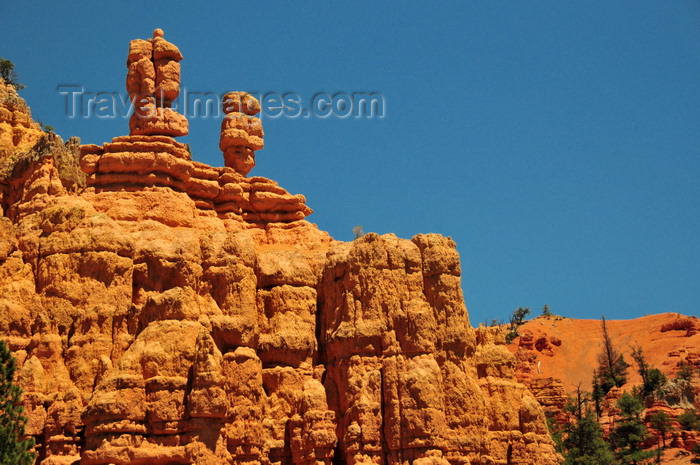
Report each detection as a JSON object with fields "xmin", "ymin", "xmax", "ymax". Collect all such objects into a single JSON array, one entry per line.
[{"xmin": 3, "ymin": 1, "xmax": 699, "ymax": 325}]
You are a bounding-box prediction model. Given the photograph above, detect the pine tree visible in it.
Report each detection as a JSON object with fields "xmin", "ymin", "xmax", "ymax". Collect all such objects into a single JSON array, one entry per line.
[
  {"xmin": 505, "ymin": 306, "xmax": 530, "ymax": 343},
  {"xmin": 0, "ymin": 340, "xmax": 35, "ymax": 465},
  {"xmin": 631, "ymin": 346, "xmax": 666, "ymax": 398},
  {"xmin": 611, "ymin": 393, "xmax": 653, "ymax": 465},
  {"xmin": 591, "ymin": 370, "xmax": 605, "ymax": 419},
  {"xmin": 562, "ymin": 388, "xmax": 616, "ymax": 465},
  {"xmin": 677, "ymin": 361, "xmax": 693, "ymax": 381},
  {"xmin": 597, "ymin": 316, "xmax": 629, "ymax": 393},
  {"xmin": 649, "ymin": 411, "xmax": 672, "ymax": 448},
  {"xmin": 542, "ymin": 304, "xmax": 552, "ymax": 317},
  {"xmin": 0, "ymin": 58, "xmax": 25, "ymax": 90}
]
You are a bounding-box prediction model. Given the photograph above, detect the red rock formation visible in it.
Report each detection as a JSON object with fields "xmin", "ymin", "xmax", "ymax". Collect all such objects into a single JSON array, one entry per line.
[
  {"xmin": 220, "ymin": 91, "xmax": 264, "ymax": 175},
  {"xmin": 0, "ymin": 30, "xmax": 563, "ymax": 465},
  {"xmin": 127, "ymin": 29, "xmax": 188, "ymax": 137},
  {"xmin": 0, "ymin": 77, "xmax": 44, "ymax": 158}
]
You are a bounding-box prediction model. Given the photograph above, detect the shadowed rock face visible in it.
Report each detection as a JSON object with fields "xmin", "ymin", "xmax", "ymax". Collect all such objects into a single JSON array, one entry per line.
[{"xmin": 0, "ymin": 31, "xmax": 562, "ymax": 465}]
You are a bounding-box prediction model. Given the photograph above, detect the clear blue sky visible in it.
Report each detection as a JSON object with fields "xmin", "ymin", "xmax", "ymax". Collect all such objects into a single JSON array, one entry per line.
[{"xmin": 3, "ymin": 1, "xmax": 699, "ymax": 324}]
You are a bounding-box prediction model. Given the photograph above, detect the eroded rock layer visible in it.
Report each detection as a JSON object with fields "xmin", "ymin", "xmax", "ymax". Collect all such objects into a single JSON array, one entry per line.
[{"xmin": 0, "ymin": 32, "xmax": 562, "ymax": 465}]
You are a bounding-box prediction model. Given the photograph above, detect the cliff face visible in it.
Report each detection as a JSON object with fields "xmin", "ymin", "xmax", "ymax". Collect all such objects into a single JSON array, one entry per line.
[{"xmin": 0, "ymin": 31, "xmax": 562, "ymax": 465}]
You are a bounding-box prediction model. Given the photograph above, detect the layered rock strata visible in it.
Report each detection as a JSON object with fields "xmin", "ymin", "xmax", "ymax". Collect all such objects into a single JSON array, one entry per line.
[
  {"xmin": 79, "ymin": 135, "xmax": 310, "ymax": 225},
  {"xmin": 0, "ymin": 30, "xmax": 562, "ymax": 465}
]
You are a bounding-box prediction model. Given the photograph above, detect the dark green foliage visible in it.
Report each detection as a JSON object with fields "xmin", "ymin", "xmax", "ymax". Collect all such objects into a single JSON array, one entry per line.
[
  {"xmin": 505, "ymin": 306, "xmax": 530, "ymax": 343},
  {"xmin": 0, "ymin": 340, "xmax": 35, "ymax": 465},
  {"xmin": 677, "ymin": 409, "xmax": 700, "ymax": 431},
  {"xmin": 591, "ymin": 370, "xmax": 604, "ymax": 419},
  {"xmin": 596, "ymin": 316, "xmax": 629, "ymax": 394},
  {"xmin": 561, "ymin": 390, "xmax": 617, "ymax": 465},
  {"xmin": 546, "ymin": 414, "xmax": 564, "ymax": 455},
  {"xmin": 0, "ymin": 59, "xmax": 25, "ymax": 90},
  {"xmin": 649, "ymin": 411, "xmax": 672, "ymax": 448},
  {"xmin": 542, "ymin": 304, "xmax": 552, "ymax": 317},
  {"xmin": 631, "ymin": 346, "xmax": 666, "ymax": 398},
  {"xmin": 563, "ymin": 412, "xmax": 617, "ymax": 465},
  {"xmin": 611, "ymin": 393, "xmax": 653, "ymax": 465},
  {"xmin": 677, "ymin": 361, "xmax": 693, "ymax": 381},
  {"xmin": 645, "ymin": 369, "xmax": 665, "ymax": 396}
]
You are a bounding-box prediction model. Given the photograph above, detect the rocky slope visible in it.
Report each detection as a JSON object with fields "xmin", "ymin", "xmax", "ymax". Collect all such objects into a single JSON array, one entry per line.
[
  {"xmin": 0, "ymin": 31, "xmax": 561, "ymax": 465},
  {"xmin": 507, "ymin": 313, "xmax": 700, "ymax": 458}
]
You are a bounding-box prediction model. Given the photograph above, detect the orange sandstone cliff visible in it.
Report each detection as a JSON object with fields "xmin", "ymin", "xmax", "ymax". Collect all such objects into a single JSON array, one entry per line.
[{"xmin": 0, "ymin": 30, "xmax": 562, "ymax": 465}]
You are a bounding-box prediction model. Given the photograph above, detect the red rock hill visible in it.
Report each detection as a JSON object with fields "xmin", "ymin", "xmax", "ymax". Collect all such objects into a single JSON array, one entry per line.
[
  {"xmin": 507, "ymin": 313, "xmax": 700, "ymax": 462},
  {"xmin": 509, "ymin": 313, "xmax": 699, "ymax": 394}
]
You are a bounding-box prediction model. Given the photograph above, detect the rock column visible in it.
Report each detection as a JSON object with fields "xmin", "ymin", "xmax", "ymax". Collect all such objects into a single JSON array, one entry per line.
[
  {"xmin": 126, "ymin": 28, "xmax": 188, "ymax": 137},
  {"xmin": 220, "ymin": 92, "xmax": 264, "ymax": 175}
]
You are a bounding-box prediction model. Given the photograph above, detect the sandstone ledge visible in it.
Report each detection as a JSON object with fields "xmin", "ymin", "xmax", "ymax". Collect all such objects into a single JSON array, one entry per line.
[{"xmin": 80, "ymin": 135, "xmax": 312, "ymax": 226}]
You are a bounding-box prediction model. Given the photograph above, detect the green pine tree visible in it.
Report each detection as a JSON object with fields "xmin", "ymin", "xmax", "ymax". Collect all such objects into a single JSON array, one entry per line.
[
  {"xmin": 561, "ymin": 388, "xmax": 616, "ymax": 465},
  {"xmin": 611, "ymin": 393, "xmax": 653, "ymax": 465},
  {"xmin": 597, "ymin": 316, "xmax": 629, "ymax": 393},
  {"xmin": 649, "ymin": 411, "xmax": 672, "ymax": 448},
  {"xmin": 0, "ymin": 340, "xmax": 35, "ymax": 465},
  {"xmin": 0, "ymin": 58, "xmax": 25, "ymax": 90},
  {"xmin": 631, "ymin": 346, "xmax": 666, "ymax": 398},
  {"xmin": 542, "ymin": 304, "xmax": 552, "ymax": 317},
  {"xmin": 505, "ymin": 306, "xmax": 530, "ymax": 343},
  {"xmin": 592, "ymin": 369, "xmax": 605, "ymax": 419}
]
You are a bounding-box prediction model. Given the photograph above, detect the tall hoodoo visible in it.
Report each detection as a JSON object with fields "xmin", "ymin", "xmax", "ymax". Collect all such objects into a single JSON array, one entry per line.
[
  {"xmin": 127, "ymin": 29, "xmax": 188, "ymax": 137},
  {"xmin": 220, "ymin": 91, "xmax": 264, "ymax": 175}
]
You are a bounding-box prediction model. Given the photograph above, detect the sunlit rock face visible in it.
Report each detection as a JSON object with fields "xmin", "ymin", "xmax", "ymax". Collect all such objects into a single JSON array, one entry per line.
[{"xmin": 0, "ymin": 29, "xmax": 562, "ymax": 465}]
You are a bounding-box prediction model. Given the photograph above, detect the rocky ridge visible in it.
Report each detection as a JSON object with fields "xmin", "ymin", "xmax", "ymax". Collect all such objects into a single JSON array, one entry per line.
[{"xmin": 0, "ymin": 30, "xmax": 561, "ymax": 465}]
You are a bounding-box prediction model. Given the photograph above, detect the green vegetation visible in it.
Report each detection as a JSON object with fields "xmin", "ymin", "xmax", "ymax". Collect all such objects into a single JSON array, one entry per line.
[
  {"xmin": 676, "ymin": 361, "xmax": 693, "ymax": 381},
  {"xmin": 591, "ymin": 370, "xmax": 605, "ymax": 419},
  {"xmin": 546, "ymin": 415, "xmax": 564, "ymax": 455},
  {"xmin": 505, "ymin": 306, "xmax": 530, "ymax": 343},
  {"xmin": 555, "ymin": 343, "xmax": 695, "ymax": 464},
  {"xmin": 0, "ymin": 58, "xmax": 25, "ymax": 90},
  {"xmin": 692, "ymin": 443, "xmax": 700, "ymax": 464},
  {"xmin": 649, "ymin": 411, "xmax": 672, "ymax": 448},
  {"xmin": 677, "ymin": 409, "xmax": 700, "ymax": 431},
  {"xmin": 596, "ymin": 316, "xmax": 629, "ymax": 394},
  {"xmin": 560, "ymin": 387, "xmax": 617, "ymax": 465},
  {"xmin": 610, "ymin": 393, "xmax": 653, "ymax": 465},
  {"xmin": 631, "ymin": 346, "xmax": 666, "ymax": 398},
  {"xmin": 541, "ymin": 304, "xmax": 552, "ymax": 317},
  {"xmin": 0, "ymin": 340, "xmax": 35, "ymax": 465}
]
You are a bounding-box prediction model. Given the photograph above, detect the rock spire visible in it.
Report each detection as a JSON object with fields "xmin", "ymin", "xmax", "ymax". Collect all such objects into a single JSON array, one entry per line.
[
  {"xmin": 126, "ymin": 28, "xmax": 188, "ymax": 137},
  {"xmin": 220, "ymin": 91, "xmax": 264, "ymax": 175}
]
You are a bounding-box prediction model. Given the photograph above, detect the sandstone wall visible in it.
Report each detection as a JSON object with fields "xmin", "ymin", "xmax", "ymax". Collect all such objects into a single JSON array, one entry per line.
[{"xmin": 0, "ymin": 152, "xmax": 561, "ymax": 464}]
